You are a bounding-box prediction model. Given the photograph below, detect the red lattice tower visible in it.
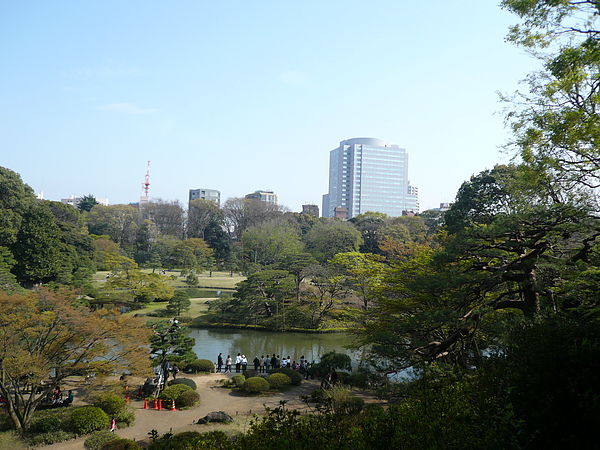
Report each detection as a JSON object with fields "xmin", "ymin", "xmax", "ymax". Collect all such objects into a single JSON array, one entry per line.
[{"xmin": 142, "ymin": 161, "xmax": 150, "ymax": 198}]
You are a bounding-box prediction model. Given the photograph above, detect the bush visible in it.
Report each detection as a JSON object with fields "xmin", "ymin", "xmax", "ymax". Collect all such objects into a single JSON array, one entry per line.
[
  {"xmin": 268, "ymin": 368, "xmax": 302, "ymax": 386},
  {"xmin": 310, "ymin": 388, "xmax": 327, "ymax": 403},
  {"xmin": 158, "ymin": 384, "xmax": 192, "ymax": 402},
  {"xmin": 341, "ymin": 396, "xmax": 365, "ymax": 414},
  {"xmin": 101, "ymin": 438, "xmax": 141, "ymax": 449},
  {"xmin": 84, "ymin": 430, "xmax": 117, "ymax": 450},
  {"xmin": 186, "ymin": 359, "xmax": 215, "ymax": 373},
  {"xmin": 243, "ymin": 377, "xmax": 270, "ymax": 393},
  {"xmin": 268, "ymin": 373, "xmax": 292, "ymax": 389},
  {"xmin": 27, "ymin": 430, "xmax": 75, "ymax": 446},
  {"xmin": 30, "ymin": 415, "xmax": 61, "ymax": 433},
  {"xmin": 176, "ymin": 390, "xmax": 200, "ymax": 408},
  {"xmin": 92, "ymin": 393, "xmax": 126, "ymax": 417},
  {"xmin": 71, "ymin": 406, "xmax": 110, "ymax": 435},
  {"xmin": 114, "ymin": 407, "xmax": 136, "ymax": 427},
  {"xmin": 168, "ymin": 377, "xmax": 197, "ymax": 390},
  {"xmin": 232, "ymin": 374, "xmax": 246, "ymax": 388},
  {"xmin": 243, "ymin": 369, "xmax": 258, "ymax": 378}
]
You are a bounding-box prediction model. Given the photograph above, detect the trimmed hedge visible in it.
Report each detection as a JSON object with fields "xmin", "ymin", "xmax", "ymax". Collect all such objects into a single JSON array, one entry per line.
[
  {"xmin": 100, "ymin": 438, "xmax": 141, "ymax": 449},
  {"xmin": 158, "ymin": 384, "xmax": 192, "ymax": 402},
  {"xmin": 176, "ymin": 389, "xmax": 200, "ymax": 408},
  {"xmin": 232, "ymin": 374, "xmax": 246, "ymax": 388},
  {"xmin": 92, "ymin": 393, "xmax": 126, "ymax": 417},
  {"xmin": 268, "ymin": 368, "xmax": 302, "ymax": 386},
  {"xmin": 243, "ymin": 377, "xmax": 270, "ymax": 393},
  {"xmin": 84, "ymin": 430, "xmax": 116, "ymax": 450},
  {"xmin": 168, "ymin": 377, "xmax": 197, "ymax": 390},
  {"xmin": 30, "ymin": 415, "xmax": 61, "ymax": 433},
  {"xmin": 185, "ymin": 359, "xmax": 215, "ymax": 373},
  {"xmin": 71, "ymin": 406, "xmax": 109, "ymax": 435},
  {"xmin": 268, "ymin": 373, "xmax": 292, "ymax": 389}
]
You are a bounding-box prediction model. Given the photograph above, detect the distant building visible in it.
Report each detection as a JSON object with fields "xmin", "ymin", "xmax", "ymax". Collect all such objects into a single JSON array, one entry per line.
[
  {"xmin": 189, "ymin": 188, "xmax": 221, "ymax": 204},
  {"xmin": 428, "ymin": 202, "xmax": 453, "ymax": 212},
  {"xmin": 322, "ymin": 137, "xmax": 419, "ymax": 219},
  {"xmin": 302, "ymin": 204, "xmax": 319, "ymax": 217},
  {"xmin": 60, "ymin": 195, "xmax": 108, "ymax": 208},
  {"xmin": 245, "ymin": 190, "xmax": 277, "ymax": 205},
  {"xmin": 334, "ymin": 206, "xmax": 348, "ymax": 220}
]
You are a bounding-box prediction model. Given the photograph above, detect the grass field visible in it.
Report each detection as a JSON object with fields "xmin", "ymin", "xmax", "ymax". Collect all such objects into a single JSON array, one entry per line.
[{"xmin": 93, "ymin": 269, "xmax": 245, "ymax": 290}]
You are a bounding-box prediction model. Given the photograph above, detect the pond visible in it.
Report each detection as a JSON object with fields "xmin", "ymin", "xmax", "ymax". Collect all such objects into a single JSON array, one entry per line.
[{"xmin": 189, "ymin": 328, "xmax": 363, "ymax": 368}]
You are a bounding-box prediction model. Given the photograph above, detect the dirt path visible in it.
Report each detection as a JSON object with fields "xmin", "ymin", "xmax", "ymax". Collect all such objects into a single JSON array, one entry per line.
[{"xmin": 38, "ymin": 373, "xmax": 360, "ymax": 449}]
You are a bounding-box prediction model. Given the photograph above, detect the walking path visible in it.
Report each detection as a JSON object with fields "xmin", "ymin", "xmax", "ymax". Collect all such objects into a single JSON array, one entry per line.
[{"xmin": 39, "ymin": 372, "xmax": 376, "ymax": 449}]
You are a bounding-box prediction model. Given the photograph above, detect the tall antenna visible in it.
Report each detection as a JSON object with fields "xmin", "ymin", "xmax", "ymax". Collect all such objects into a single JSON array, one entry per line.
[{"xmin": 141, "ymin": 160, "xmax": 150, "ymax": 204}]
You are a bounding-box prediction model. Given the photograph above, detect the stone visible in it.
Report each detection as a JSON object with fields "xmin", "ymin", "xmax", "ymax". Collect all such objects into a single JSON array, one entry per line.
[{"xmin": 197, "ymin": 411, "xmax": 233, "ymax": 424}]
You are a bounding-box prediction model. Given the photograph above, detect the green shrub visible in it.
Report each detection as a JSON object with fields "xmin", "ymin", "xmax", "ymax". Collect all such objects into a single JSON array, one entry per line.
[
  {"xmin": 232, "ymin": 374, "xmax": 246, "ymax": 388},
  {"xmin": 310, "ymin": 388, "xmax": 327, "ymax": 403},
  {"xmin": 30, "ymin": 415, "xmax": 61, "ymax": 433},
  {"xmin": 176, "ymin": 389, "xmax": 200, "ymax": 408},
  {"xmin": 268, "ymin": 368, "xmax": 302, "ymax": 386},
  {"xmin": 158, "ymin": 384, "xmax": 192, "ymax": 402},
  {"xmin": 268, "ymin": 373, "xmax": 292, "ymax": 389},
  {"xmin": 84, "ymin": 430, "xmax": 117, "ymax": 450},
  {"xmin": 243, "ymin": 369, "xmax": 258, "ymax": 377},
  {"xmin": 92, "ymin": 393, "xmax": 126, "ymax": 417},
  {"xmin": 243, "ymin": 376, "xmax": 270, "ymax": 393},
  {"xmin": 114, "ymin": 407, "xmax": 136, "ymax": 427},
  {"xmin": 70, "ymin": 406, "xmax": 109, "ymax": 435},
  {"xmin": 101, "ymin": 438, "xmax": 141, "ymax": 449},
  {"xmin": 168, "ymin": 377, "xmax": 197, "ymax": 390},
  {"xmin": 186, "ymin": 359, "xmax": 215, "ymax": 373},
  {"xmin": 27, "ymin": 430, "xmax": 75, "ymax": 446},
  {"xmin": 341, "ymin": 396, "xmax": 365, "ymax": 414}
]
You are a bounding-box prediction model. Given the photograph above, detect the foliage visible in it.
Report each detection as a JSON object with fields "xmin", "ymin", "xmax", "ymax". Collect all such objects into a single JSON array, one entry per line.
[
  {"xmin": 29, "ymin": 415, "xmax": 61, "ymax": 433},
  {"xmin": 167, "ymin": 291, "xmax": 191, "ymax": 316},
  {"xmin": 243, "ymin": 376, "xmax": 270, "ymax": 393},
  {"xmin": 267, "ymin": 373, "xmax": 292, "ymax": 389},
  {"xmin": 185, "ymin": 359, "xmax": 215, "ymax": 373},
  {"xmin": 100, "ymin": 438, "xmax": 141, "ymax": 449},
  {"xmin": 232, "ymin": 374, "xmax": 246, "ymax": 388},
  {"xmin": 168, "ymin": 377, "xmax": 197, "ymax": 390},
  {"xmin": 329, "ymin": 252, "xmax": 386, "ymax": 310},
  {"xmin": 176, "ymin": 389, "xmax": 200, "ymax": 408},
  {"xmin": 0, "ymin": 288, "xmax": 151, "ymax": 433},
  {"xmin": 158, "ymin": 384, "xmax": 192, "ymax": 402},
  {"xmin": 148, "ymin": 430, "xmax": 230, "ymax": 450},
  {"xmin": 267, "ymin": 368, "xmax": 302, "ymax": 386},
  {"xmin": 304, "ymin": 219, "xmax": 364, "ymax": 263},
  {"xmin": 92, "ymin": 393, "xmax": 126, "ymax": 417},
  {"xmin": 84, "ymin": 430, "xmax": 118, "ymax": 450},
  {"xmin": 78, "ymin": 194, "xmax": 100, "ymax": 213},
  {"xmin": 149, "ymin": 321, "xmax": 197, "ymax": 381},
  {"xmin": 317, "ymin": 351, "xmax": 352, "ymax": 372},
  {"xmin": 70, "ymin": 406, "xmax": 110, "ymax": 435}
]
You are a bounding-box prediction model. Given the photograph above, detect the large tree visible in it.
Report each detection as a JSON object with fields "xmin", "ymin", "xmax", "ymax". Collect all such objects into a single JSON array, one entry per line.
[
  {"xmin": 0, "ymin": 288, "xmax": 151, "ymax": 432},
  {"xmin": 304, "ymin": 219, "xmax": 364, "ymax": 263}
]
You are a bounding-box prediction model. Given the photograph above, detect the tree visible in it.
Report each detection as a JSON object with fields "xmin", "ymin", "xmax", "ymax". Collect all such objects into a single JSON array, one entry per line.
[
  {"xmin": 348, "ymin": 212, "xmax": 389, "ymax": 254},
  {"xmin": 303, "ymin": 264, "xmax": 347, "ymax": 328},
  {"xmin": 86, "ymin": 204, "xmax": 140, "ymax": 249},
  {"xmin": 141, "ymin": 199, "xmax": 185, "ymax": 239},
  {"xmin": 241, "ymin": 219, "xmax": 303, "ymax": 269},
  {"xmin": 10, "ymin": 203, "xmax": 62, "ymax": 283},
  {"xmin": 329, "ymin": 252, "xmax": 386, "ymax": 311},
  {"xmin": 187, "ymin": 199, "xmax": 223, "ymax": 240},
  {"xmin": 304, "ymin": 219, "xmax": 364, "ymax": 263},
  {"xmin": 223, "ymin": 197, "xmax": 288, "ymax": 241},
  {"xmin": 501, "ymin": 1, "xmax": 600, "ymax": 193},
  {"xmin": 276, "ymin": 252, "xmax": 317, "ymax": 301},
  {"xmin": 167, "ymin": 291, "xmax": 192, "ymax": 316},
  {"xmin": 149, "ymin": 320, "xmax": 196, "ymax": 387},
  {"xmin": 77, "ymin": 194, "xmax": 99, "ymax": 212},
  {"xmin": 0, "ymin": 288, "xmax": 151, "ymax": 432},
  {"xmin": 0, "ymin": 166, "xmax": 35, "ymax": 249}
]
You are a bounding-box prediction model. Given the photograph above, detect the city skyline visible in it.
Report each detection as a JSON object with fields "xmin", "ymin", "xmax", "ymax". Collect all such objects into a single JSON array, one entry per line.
[{"xmin": 1, "ymin": 2, "xmax": 536, "ymax": 212}]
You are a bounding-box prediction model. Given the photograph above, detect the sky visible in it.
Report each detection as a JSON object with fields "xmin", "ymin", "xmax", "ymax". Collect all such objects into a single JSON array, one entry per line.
[{"xmin": 0, "ymin": 1, "xmax": 538, "ymax": 213}]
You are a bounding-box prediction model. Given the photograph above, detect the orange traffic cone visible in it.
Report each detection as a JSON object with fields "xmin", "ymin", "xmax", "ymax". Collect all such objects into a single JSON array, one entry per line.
[
  {"xmin": 143, "ymin": 398, "xmax": 148, "ymax": 409},
  {"xmin": 125, "ymin": 393, "xmax": 130, "ymax": 403},
  {"xmin": 153, "ymin": 398, "xmax": 158, "ymax": 410},
  {"xmin": 170, "ymin": 399, "xmax": 176, "ymax": 411},
  {"xmin": 158, "ymin": 399, "xmax": 163, "ymax": 410}
]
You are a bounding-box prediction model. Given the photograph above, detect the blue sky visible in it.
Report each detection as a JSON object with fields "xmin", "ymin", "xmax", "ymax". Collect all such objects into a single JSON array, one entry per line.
[{"xmin": 0, "ymin": 1, "xmax": 536, "ymax": 212}]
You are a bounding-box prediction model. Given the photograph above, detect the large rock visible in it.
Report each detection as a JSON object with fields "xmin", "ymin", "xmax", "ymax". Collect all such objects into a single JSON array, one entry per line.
[{"xmin": 197, "ymin": 411, "xmax": 233, "ymax": 424}]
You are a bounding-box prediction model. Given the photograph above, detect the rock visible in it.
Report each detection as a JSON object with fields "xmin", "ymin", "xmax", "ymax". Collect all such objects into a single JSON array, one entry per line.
[{"xmin": 197, "ymin": 411, "xmax": 233, "ymax": 424}]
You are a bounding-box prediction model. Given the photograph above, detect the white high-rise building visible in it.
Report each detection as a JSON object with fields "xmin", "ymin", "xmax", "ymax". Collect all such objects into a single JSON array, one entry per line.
[{"xmin": 322, "ymin": 137, "xmax": 418, "ymax": 219}]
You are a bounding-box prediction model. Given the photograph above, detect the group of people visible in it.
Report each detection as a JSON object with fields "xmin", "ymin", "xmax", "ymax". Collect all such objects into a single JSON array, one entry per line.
[{"xmin": 215, "ymin": 353, "xmax": 313, "ymax": 378}]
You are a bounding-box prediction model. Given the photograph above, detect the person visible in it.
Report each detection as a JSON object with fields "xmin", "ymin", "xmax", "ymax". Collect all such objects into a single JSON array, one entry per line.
[
  {"xmin": 331, "ymin": 368, "xmax": 338, "ymax": 384},
  {"xmin": 281, "ymin": 356, "xmax": 288, "ymax": 369},
  {"xmin": 265, "ymin": 354, "xmax": 271, "ymax": 373},
  {"xmin": 241, "ymin": 355, "xmax": 248, "ymax": 372},
  {"xmin": 172, "ymin": 364, "xmax": 179, "ymax": 379},
  {"xmin": 53, "ymin": 386, "xmax": 62, "ymax": 403},
  {"xmin": 225, "ymin": 355, "xmax": 232, "ymax": 373},
  {"xmin": 63, "ymin": 390, "xmax": 74, "ymax": 406},
  {"xmin": 110, "ymin": 417, "xmax": 117, "ymax": 433},
  {"xmin": 253, "ymin": 356, "xmax": 260, "ymax": 371},
  {"xmin": 235, "ymin": 353, "xmax": 242, "ymax": 373},
  {"xmin": 217, "ymin": 353, "xmax": 224, "ymax": 372},
  {"xmin": 259, "ymin": 355, "xmax": 265, "ymax": 373}
]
